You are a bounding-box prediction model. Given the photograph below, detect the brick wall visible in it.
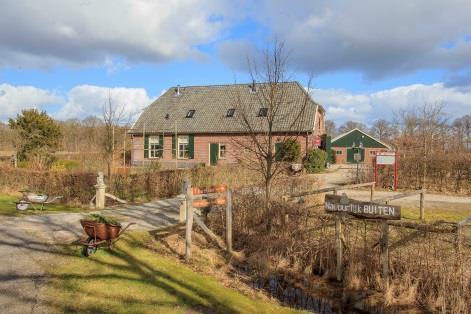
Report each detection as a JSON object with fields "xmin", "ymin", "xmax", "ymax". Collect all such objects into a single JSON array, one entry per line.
[
  {"xmin": 132, "ymin": 133, "xmax": 316, "ymax": 167},
  {"xmin": 332, "ymin": 147, "xmax": 389, "ymax": 164}
]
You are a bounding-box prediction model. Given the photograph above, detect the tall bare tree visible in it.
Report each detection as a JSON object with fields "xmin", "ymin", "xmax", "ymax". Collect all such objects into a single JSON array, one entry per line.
[
  {"xmin": 232, "ymin": 41, "xmax": 313, "ymax": 232},
  {"xmin": 338, "ymin": 120, "xmax": 367, "ymax": 133},
  {"xmin": 325, "ymin": 119, "xmax": 337, "ymax": 137},
  {"xmin": 370, "ymin": 119, "xmax": 395, "ymax": 142},
  {"xmin": 102, "ymin": 92, "xmax": 127, "ymax": 178}
]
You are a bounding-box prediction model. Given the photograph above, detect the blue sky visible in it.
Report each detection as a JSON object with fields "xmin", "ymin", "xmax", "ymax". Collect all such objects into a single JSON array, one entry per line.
[{"xmin": 0, "ymin": 0, "xmax": 470, "ymax": 125}]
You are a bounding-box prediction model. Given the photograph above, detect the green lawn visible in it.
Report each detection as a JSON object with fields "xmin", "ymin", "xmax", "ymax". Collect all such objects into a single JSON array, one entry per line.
[
  {"xmin": 44, "ymin": 232, "xmax": 300, "ymax": 314},
  {"xmin": 401, "ymin": 205, "xmax": 470, "ymax": 222},
  {"xmin": 0, "ymin": 193, "xmax": 91, "ymax": 216}
]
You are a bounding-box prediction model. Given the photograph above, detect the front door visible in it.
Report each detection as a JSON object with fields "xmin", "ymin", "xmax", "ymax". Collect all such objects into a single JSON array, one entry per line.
[{"xmin": 210, "ymin": 143, "xmax": 219, "ymax": 166}]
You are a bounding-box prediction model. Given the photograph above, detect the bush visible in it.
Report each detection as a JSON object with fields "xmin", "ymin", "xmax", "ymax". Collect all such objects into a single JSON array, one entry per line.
[
  {"xmin": 304, "ymin": 149, "xmax": 327, "ymax": 173},
  {"xmin": 145, "ymin": 161, "xmax": 161, "ymax": 172},
  {"xmin": 50, "ymin": 160, "xmax": 80, "ymax": 172},
  {"xmin": 280, "ymin": 139, "xmax": 301, "ymax": 162}
]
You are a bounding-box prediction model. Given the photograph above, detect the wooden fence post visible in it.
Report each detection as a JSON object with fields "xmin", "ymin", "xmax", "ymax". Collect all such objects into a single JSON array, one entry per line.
[
  {"xmin": 419, "ymin": 190, "xmax": 425, "ymax": 221},
  {"xmin": 226, "ymin": 189, "xmax": 233, "ymax": 253},
  {"xmin": 185, "ymin": 181, "xmax": 194, "ymax": 261},
  {"xmin": 335, "ymin": 214, "xmax": 343, "ymax": 281},
  {"xmin": 179, "ymin": 180, "xmax": 189, "ymax": 223},
  {"xmin": 454, "ymin": 224, "xmax": 462, "ymax": 273},
  {"xmin": 381, "ymin": 220, "xmax": 389, "ymax": 291},
  {"xmin": 370, "ymin": 183, "xmax": 375, "ymax": 201}
]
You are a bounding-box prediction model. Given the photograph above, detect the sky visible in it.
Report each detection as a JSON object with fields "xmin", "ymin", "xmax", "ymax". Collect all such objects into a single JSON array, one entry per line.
[{"xmin": 0, "ymin": 0, "xmax": 470, "ymax": 126}]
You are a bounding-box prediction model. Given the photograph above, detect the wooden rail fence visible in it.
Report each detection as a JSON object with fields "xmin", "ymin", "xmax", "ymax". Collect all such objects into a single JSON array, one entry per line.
[{"xmin": 180, "ymin": 179, "xmax": 233, "ymax": 261}]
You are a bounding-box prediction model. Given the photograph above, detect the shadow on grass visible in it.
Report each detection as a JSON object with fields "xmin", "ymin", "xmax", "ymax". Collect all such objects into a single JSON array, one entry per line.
[{"xmin": 0, "ymin": 222, "xmax": 279, "ymax": 314}]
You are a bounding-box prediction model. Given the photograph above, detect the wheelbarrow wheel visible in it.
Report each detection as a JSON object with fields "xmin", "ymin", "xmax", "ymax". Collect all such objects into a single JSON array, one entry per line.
[{"xmin": 82, "ymin": 238, "xmax": 97, "ymax": 257}]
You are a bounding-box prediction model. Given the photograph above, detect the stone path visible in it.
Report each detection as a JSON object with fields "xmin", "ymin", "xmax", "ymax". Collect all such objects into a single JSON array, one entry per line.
[{"xmin": 0, "ymin": 197, "xmax": 181, "ymax": 313}]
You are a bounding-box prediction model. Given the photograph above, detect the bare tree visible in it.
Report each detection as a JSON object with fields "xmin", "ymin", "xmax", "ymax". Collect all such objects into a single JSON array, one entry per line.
[
  {"xmin": 370, "ymin": 119, "xmax": 395, "ymax": 142},
  {"xmin": 102, "ymin": 92, "xmax": 127, "ymax": 178},
  {"xmin": 452, "ymin": 115, "xmax": 471, "ymax": 150},
  {"xmin": 232, "ymin": 41, "xmax": 313, "ymax": 232},
  {"xmin": 325, "ymin": 119, "xmax": 337, "ymax": 137},
  {"xmin": 395, "ymin": 102, "xmax": 448, "ymax": 188},
  {"xmin": 338, "ymin": 120, "xmax": 367, "ymax": 134}
]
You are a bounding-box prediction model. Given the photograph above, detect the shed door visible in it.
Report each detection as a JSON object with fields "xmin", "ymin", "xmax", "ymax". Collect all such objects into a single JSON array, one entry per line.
[
  {"xmin": 210, "ymin": 143, "xmax": 219, "ymax": 166},
  {"xmin": 347, "ymin": 148, "xmax": 365, "ymax": 163}
]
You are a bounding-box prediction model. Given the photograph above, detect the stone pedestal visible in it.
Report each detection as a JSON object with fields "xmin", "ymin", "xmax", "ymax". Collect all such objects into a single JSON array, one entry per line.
[{"xmin": 95, "ymin": 172, "xmax": 107, "ymax": 209}]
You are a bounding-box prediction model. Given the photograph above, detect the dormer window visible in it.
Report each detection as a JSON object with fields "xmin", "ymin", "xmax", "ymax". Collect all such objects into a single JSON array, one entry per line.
[
  {"xmin": 258, "ymin": 108, "xmax": 268, "ymax": 117},
  {"xmin": 226, "ymin": 108, "xmax": 235, "ymax": 117},
  {"xmin": 186, "ymin": 110, "xmax": 195, "ymax": 118}
]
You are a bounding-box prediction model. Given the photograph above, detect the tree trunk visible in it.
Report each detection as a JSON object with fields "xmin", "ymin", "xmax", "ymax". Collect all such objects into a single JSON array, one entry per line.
[{"xmin": 265, "ymin": 176, "xmax": 272, "ymax": 233}]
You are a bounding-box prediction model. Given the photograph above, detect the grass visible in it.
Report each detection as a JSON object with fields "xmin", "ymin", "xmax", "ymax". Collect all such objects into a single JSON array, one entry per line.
[
  {"xmin": 401, "ymin": 204, "xmax": 470, "ymax": 222},
  {"xmin": 0, "ymin": 192, "xmax": 91, "ymax": 217},
  {"xmin": 44, "ymin": 232, "xmax": 301, "ymax": 314}
]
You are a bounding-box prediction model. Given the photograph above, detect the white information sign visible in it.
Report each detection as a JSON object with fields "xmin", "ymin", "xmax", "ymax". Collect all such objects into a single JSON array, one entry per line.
[{"xmin": 376, "ymin": 155, "xmax": 395, "ymax": 165}]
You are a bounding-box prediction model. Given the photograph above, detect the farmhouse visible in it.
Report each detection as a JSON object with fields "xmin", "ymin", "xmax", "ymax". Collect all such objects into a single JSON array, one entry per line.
[
  {"xmin": 331, "ymin": 128, "xmax": 391, "ymax": 164},
  {"xmin": 130, "ymin": 82, "xmax": 326, "ymax": 168}
]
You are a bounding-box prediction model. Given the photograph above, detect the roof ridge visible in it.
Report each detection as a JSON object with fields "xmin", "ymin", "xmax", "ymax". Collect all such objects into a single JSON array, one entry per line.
[{"xmin": 167, "ymin": 81, "xmax": 300, "ymax": 89}]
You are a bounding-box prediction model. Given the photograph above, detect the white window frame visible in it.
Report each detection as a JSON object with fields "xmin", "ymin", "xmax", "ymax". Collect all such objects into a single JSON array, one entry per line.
[
  {"xmin": 336, "ymin": 150, "xmax": 342, "ymax": 155},
  {"xmin": 177, "ymin": 135, "xmax": 189, "ymax": 159},
  {"xmin": 149, "ymin": 136, "xmax": 162, "ymax": 159},
  {"xmin": 219, "ymin": 143, "xmax": 227, "ymax": 159}
]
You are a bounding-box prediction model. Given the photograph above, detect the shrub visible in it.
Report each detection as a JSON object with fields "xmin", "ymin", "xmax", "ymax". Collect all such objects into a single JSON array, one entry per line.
[
  {"xmin": 145, "ymin": 161, "xmax": 161, "ymax": 172},
  {"xmin": 50, "ymin": 160, "xmax": 80, "ymax": 172},
  {"xmin": 304, "ymin": 149, "xmax": 327, "ymax": 173},
  {"xmin": 280, "ymin": 139, "xmax": 301, "ymax": 162}
]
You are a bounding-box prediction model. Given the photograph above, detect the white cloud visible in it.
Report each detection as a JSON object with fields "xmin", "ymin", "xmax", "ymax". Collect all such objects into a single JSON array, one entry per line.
[
  {"xmin": 222, "ymin": 0, "xmax": 471, "ymax": 78},
  {"xmin": 57, "ymin": 85, "xmax": 154, "ymax": 121},
  {"xmin": 0, "ymin": 0, "xmax": 230, "ymax": 68},
  {"xmin": 0, "ymin": 84, "xmax": 63, "ymax": 121},
  {"xmin": 311, "ymin": 83, "xmax": 471, "ymax": 124}
]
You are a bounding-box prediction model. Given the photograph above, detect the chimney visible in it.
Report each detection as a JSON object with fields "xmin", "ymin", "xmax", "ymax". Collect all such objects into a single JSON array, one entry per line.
[
  {"xmin": 174, "ymin": 85, "xmax": 181, "ymax": 96},
  {"xmin": 249, "ymin": 80, "xmax": 256, "ymax": 93}
]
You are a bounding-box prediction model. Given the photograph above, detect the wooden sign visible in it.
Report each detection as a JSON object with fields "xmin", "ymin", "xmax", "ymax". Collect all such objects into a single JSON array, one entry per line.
[
  {"xmin": 325, "ymin": 194, "xmax": 401, "ymax": 220},
  {"xmin": 192, "ymin": 184, "xmax": 227, "ymax": 195},
  {"xmin": 193, "ymin": 197, "xmax": 226, "ymax": 208}
]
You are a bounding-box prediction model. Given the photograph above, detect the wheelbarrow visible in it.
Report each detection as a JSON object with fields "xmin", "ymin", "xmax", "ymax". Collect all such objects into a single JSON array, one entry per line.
[
  {"xmin": 16, "ymin": 191, "xmax": 63, "ymax": 211},
  {"xmin": 79, "ymin": 219, "xmax": 136, "ymax": 256}
]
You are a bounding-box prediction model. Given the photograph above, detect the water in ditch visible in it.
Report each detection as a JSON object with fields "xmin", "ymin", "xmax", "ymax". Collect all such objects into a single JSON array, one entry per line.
[{"xmin": 250, "ymin": 274, "xmax": 398, "ymax": 314}]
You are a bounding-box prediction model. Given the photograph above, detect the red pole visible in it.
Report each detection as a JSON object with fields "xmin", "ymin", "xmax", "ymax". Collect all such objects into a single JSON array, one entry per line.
[
  {"xmin": 374, "ymin": 153, "xmax": 378, "ymax": 187},
  {"xmin": 394, "ymin": 152, "xmax": 398, "ymax": 190}
]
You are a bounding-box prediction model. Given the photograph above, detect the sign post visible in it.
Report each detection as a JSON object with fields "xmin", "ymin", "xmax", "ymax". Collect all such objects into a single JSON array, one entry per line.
[
  {"xmin": 375, "ymin": 151, "xmax": 399, "ymax": 190},
  {"xmin": 325, "ymin": 193, "xmax": 401, "ymax": 290}
]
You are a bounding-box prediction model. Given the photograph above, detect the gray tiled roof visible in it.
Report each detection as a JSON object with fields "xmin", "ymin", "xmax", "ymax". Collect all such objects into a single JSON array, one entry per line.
[{"xmin": 131, "ymin": 81, "xmax": 322, "ymax": 134}]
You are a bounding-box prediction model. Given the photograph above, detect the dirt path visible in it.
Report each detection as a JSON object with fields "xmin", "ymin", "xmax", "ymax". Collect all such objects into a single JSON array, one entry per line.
[
  {"xmin": 0, "ymin": 197, "xmax": 181, "ymax": 313},
  {"xmin": 315, "ymin": 166, "xmax": 471, "ymax": 217}
]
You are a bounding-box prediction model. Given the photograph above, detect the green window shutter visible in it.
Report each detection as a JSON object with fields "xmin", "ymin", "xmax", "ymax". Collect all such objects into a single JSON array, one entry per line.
[
  {"xmin": 158, "ymin": 134, "xmax": 164, "ymax": 158},
  {"xmin": 172, "ymin": 135, "xmax": 176, "ymax": 159},
  {"xmin": 188, "ymin": 135, "xmax": 194, "ymax": 159},
  {"xmin": 275, "ymin": 142, "xmax": 283, "ymax": 161},
  {"xmin": 144, "ymin": 135, "xmax": 149, "ymax": 159}
]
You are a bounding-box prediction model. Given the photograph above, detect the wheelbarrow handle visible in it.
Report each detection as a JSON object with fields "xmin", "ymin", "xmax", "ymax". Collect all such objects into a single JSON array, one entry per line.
[{"xmin": 118, "ymin": 222, "xmax": 136, "ymax": 236}]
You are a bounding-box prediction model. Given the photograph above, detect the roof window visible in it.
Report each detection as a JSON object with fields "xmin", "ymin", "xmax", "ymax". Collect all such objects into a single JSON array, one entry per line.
[
  {"xmin": 165, "ymin": 113, "xmax": 169, "ymax": 119},
  {"xmin": 186, "ymin": 110, "xmax": 195, "ymax": 118},
  {"xmin": 258, "ymin": 107, "xmax": 268, "ymax": 117},
  {"xmin": 226, "ymin": 108, "xmax": 235, "ymax": 117}
]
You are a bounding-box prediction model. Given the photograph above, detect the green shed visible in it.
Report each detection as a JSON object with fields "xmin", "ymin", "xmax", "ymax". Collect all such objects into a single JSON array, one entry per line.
[{"xmin": 331, "ymin": 128, "xmax": 391, "ymax": 164}]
